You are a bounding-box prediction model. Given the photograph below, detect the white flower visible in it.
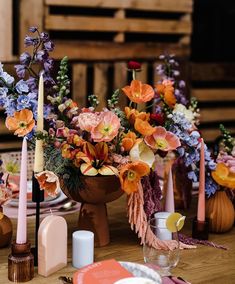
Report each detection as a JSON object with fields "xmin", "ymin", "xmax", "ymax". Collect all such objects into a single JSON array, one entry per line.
[
  {"xmin": 130, "ymin": 139, "xmax": 155, "ymax": 168},
  {"xmin": 173, "ymin": 103, "xmax": 194, "ymax": 123}
]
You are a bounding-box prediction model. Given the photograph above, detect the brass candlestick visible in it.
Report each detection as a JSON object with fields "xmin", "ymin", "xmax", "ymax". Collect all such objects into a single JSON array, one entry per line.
[{"xmin": 8, "ymin": 241, "xmax": 34, "ymax": 282}]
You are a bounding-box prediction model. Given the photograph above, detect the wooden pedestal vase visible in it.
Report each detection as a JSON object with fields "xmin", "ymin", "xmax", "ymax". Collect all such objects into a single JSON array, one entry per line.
[
  {"xmin": 61, "ymin": 175, "xmax": 123, "ymax": 247},
  {"xmin": 206, "ymin": 190, "xmax": 235, "ymax": 233},
  {"xmin": 0, "ymin": 205, "xmax": 13, "ymax": 248}
]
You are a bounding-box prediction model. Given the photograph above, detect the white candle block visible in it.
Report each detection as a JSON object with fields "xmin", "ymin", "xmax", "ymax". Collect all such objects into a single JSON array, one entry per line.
[
  {"xmin": 38, "ymin": 215, "xmax": 67, "ymax": 277},
  {"xmin": 72, "ymin": 230, "xmax": 94, "ymax": 269},
  {"xmin": 154, "ymin": 212, "xmax": 172, "ymax": 240}
]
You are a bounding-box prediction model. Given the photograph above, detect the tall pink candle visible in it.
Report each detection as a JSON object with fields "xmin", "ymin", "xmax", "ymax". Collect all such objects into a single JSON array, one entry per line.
[
  {"xmin": 197, "ymin": 138, "xmax": 205, "ymax": 222},
  {"xmin": 16, "ymin": 137, "xmax": 28, "ymax": 244}
]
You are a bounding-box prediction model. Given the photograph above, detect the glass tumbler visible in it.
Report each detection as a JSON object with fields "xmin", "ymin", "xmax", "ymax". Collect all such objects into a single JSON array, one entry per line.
[{"xmin": 143, "ymin": 216, "xmax": 180, "ymax": 276}]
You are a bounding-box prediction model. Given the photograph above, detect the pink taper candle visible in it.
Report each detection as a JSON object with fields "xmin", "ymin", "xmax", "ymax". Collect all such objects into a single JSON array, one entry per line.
[
  {"xmin": 16, "ymin": 137, "xmax": 28, "ymax": 244},
  {"xmin": 197, "ymin": 138, "xmax": 205, "ymax": 222},
  {"xmin": 165, "ymin": 166, "xmax": 175, "ymax": 213}
]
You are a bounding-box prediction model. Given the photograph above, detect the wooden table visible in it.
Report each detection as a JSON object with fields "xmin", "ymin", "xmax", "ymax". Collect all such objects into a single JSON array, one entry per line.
[{"xmin": 0, "ymin": 195, "xmax": 235, "ymax": 284}]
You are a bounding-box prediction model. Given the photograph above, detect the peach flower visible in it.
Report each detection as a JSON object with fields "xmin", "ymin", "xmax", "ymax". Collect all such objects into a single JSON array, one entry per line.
[
  {"xmin": 91, "ymin": 111, "xmax": 120, "ymax": 142},
  {"xmin": 35, "ymin": 171, "xmax": 60, "ymax": 197},
  {"xmin": 134, "ymin": 118, "xmax": 155, "ymax": 136},
  {"xmin": 122, "ymin": 80, "xmax": 154, "ymax": 103},
  {"xmin": 144, "ymin": 126, "xmax": 181, "ymax": 151},
  {"xmin": 73, "ymin": 112, "xmax": 101, "ymax": 132},
  {"xmin": 5, "ymin": 109, "xmax": 35, "ymax": 137}
]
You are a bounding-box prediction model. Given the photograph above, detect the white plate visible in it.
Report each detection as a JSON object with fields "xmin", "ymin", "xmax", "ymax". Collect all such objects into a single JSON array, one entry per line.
[
  {"xmin": 9, "ymin": 181, "xmax": 68, "ymax": 208},
  {"xmin": 119, "ymin": 262, "xmax": 162, "ymax": 284}
]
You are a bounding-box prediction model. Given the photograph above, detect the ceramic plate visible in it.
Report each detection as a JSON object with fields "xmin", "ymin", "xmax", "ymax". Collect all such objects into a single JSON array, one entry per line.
[
  {"xmin": 9, "ymin": 181, "xmax": 67, "ymax": 208},
  {"xmin": 119, "ymin": 262, "xmax": 162, "ymax": 284}
]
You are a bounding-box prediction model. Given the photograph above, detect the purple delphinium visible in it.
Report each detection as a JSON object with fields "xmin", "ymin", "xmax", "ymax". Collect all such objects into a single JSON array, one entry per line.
[
  {"xmin": 44, "ymin": 41, "xmax": 54, "ymax": 52},
  {"xmin": 24, "ymin": 35, "xmax": 39, "ymax": 47},
  {"xmin": 29, "ymin": 26, "xmax": 37, "ymax": 33},
  {"xmin": 20, "ymin": 52, "xmax": 31, "ymax": 66},
  {"xmin": 15, "ymin": 80, "xmax": 29, "ymax": 94},
  {"xmin": 15, "ymin": 64, "xmax": 26, "ymax": 78}
]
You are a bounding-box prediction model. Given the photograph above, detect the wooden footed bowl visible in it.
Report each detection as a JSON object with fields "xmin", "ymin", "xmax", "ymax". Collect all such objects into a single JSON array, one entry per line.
[{"xmin": 61, "ymin": 175, "xmax": 123, "ymax": 247}]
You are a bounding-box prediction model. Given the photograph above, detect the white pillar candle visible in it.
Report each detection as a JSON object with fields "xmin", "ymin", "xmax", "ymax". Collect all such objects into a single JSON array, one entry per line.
[{"xmin": 72, "ymin": 230, "xmax": 94, "ymax": 269}]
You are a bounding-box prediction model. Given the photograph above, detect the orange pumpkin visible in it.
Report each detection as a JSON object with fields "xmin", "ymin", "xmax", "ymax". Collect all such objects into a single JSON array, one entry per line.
[{"xmin": 206, "ymin": 190, "xmax": 234, "ymax": 233}]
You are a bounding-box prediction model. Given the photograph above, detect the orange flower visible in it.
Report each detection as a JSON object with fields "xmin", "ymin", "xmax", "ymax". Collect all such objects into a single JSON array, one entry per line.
[
  {"xmin": 122, "ymin": 132, "xmax": 138, "ymax": 151},
  {"xmin": 156, "ymin": 80, "xmax": 176, "ymax": 108},
  {"xmin": 119, "ymin": 161, "xmax": 150, "ymax": 194},
  {"xmin": 35, "ymin": 171, "xmax": 60, "ymax": 197},
  {"xmin": 122, "ymin": 80, "xmax": 154, "ymax": 103},
  {"xmin": 5, "ymin": 109, "xmax": 35, "ymax": 137},
  {"xmin": 212, "ymin": 163, "xmax": 235, "ymax": 189},
  {"xmin": 134, "ymin": 118, "xmax": 155, "ymax": 136}
]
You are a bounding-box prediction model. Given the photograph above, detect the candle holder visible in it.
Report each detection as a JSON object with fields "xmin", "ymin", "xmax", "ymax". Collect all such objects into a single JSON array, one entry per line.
[
  {"xmin": 31, "ymin": 173, "xmax": 44, "ymax": 266},
  {"xmin": 8, "ymin": 241, "xmax": 34, "ymax": 282},
  {"xmin": 192, "ymin": 217, "xmax": 209, "ymax": 240}
]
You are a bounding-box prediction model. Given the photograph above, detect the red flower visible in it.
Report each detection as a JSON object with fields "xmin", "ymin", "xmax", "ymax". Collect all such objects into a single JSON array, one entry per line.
[
  {"xmin": 150, "ymin": 113, "xmax": 165, "ymax": 126},
  {"xmin": 127, "ymin": 61, "xmax": 141, "ymax": 70}
]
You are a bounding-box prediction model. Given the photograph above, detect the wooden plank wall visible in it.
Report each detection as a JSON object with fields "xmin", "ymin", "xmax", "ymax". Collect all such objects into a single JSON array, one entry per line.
[{"xmin": 192, "ymin": 63, "xmax": 235, "ymax": 143}]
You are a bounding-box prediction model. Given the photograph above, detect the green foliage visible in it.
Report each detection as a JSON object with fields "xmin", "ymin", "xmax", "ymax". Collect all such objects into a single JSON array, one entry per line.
[
  {"xmin": 108, "ymin": 89, "xmax": 120, "ymax": 108},
  {"xmin": 219, "ymin": 124, "xmax": 234, "ymax": 154},
  {"xmin": 52, "ymin": 56, "xmax": 70, "ymax": 104},
  {"xmin": 88, "ymin": 94, "xmax": 99, "ymax": 108}
]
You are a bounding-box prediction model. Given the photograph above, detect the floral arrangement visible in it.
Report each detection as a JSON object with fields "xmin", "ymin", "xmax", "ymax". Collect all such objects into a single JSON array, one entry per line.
[
  {"xmin": 211, "ymin": 125, "xmax": 235, "ymax": 190},
  {"xmin": 0, "ymin": 27, "xmax": 220, "ymax": 249},
  {"xmin": 0, "ymin": 156, "xmax": 20, "ymax": 205}
]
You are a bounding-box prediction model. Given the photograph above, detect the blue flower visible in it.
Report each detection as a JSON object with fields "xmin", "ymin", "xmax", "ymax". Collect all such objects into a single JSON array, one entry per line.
[
  {"xmin": 44, "ymin": 41, "xmax": 54, "ymax": 52},
  {"xmin": 29, "ymin": 26, "xmax": 37, "ymax": 33},
  {"xmin": 188, "ymin": 170, "xmax": 198, "ymax": 182},
  {"xmin": 4, "ymin": 98, "xmax": 17, "ymax": 116},
  {"xmin": 26, "ymin": 77, "xmax": 37, "ymax": 91},
  {"xmin": 20, "ymin": 52, "xmax": 31, "ymax": 66},
  {"xmin": 24, "ymin": 36, "xmax": 39, "ymax": 47},
  {"xmin": 15, "ymin": 80, "xmax": 29, "ymax": 94},
  {"xmin": 17, "ymin": 95, "xmax": 31, "ymax": 110},
  {"xmin": 36, "ymin": 50, "xmax": 48, "ymax": 62},
  {"xmin": 205, "ymin": 176, "xmax": 218, "ymax": 197},
  {"xmin": 0, "ymin": 71, "xmax": 14, "ymax": 85},
  {"xmin": 15, "ymin": 65, "xmax": 26, "ymax": 78},
  {"xmin": 0, "ymin": 88, "xmax": 8, "ymax": 106}
]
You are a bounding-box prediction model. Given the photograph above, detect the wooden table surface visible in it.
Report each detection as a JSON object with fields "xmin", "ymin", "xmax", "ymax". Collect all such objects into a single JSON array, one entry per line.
[{"xmin": 0, "ymin": 195, "xmax": 235, "ymax": 284}]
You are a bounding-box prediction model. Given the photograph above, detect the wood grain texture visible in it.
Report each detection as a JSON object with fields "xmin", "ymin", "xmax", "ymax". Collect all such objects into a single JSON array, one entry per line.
[
  {"xmin": 52, "ymin": 41, "xmax": 190, "ymax": 60},
  {"xmin": 94, "ymin": 63, "xmax": 109, "ymax": 110},
  {"xmin": 200, "ymin": 128, "xmax": 235, "ymax": 143},
  {"xmin": 72, "ymin": 64, "xmax": 87, "ymax": 107},
  {"xmin": 114, "ymin": 62, "xmax": 128, "ymax": 109},
  {"xmin": 45, "ymin": 0, "xmax": 193, "ymax": 13},
  {"xmin": 19, "ymin": 0, "xmax": 44, "ymax": 54},
  {"xmin": 45, "ymin": 15, "xmax": 192, "ymax": 35},
  {"xmin": 0, "ymin": 0, "xmax": 13, "ymax": 61},
  {"xmin": 192, "ymin": 89, "xmax": 235, "ymax": 102},
  {"xmin": 200, "ymin": 107, "xmax": 235, "ymax": 123},
  {"xmin": 0, "ymin": 195, "xmax": 234, "ymax": 283}
]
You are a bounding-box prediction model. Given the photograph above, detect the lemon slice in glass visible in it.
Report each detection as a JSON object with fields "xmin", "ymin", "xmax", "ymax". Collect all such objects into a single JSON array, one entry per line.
[{"xmin": 166, "ymin": 212, "xmax": 186, "ymax": 233}]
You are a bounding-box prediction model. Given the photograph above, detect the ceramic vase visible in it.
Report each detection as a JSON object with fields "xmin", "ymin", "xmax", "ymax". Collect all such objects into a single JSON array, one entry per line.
[
  {"xmin": 0, "ymin": 205, "xmax": 13, "ymax": 248},
  {"xmin": 61, "ymin": 175, "xmax": 123, "ymax": 247}
]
